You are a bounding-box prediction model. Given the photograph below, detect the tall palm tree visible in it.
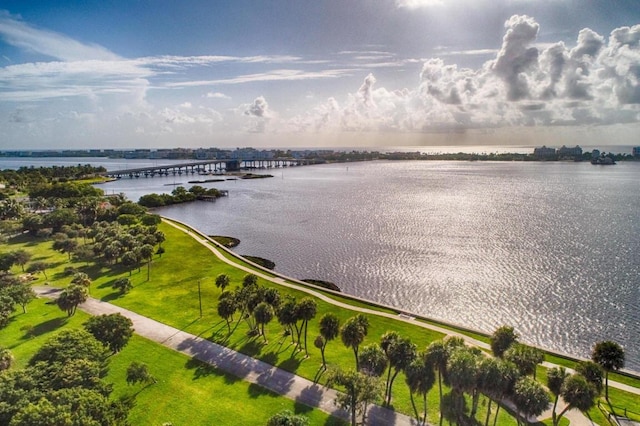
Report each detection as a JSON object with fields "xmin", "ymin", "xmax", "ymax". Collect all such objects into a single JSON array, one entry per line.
[
  {"xmin": 554, "ymin": 374, "xmax": 598, "ymax": 426},
  {"xmin": 253, "ymin": 302, "xmax": 274, "ymax": 341},
  {"xmin": 425, "ymin": 339, "xmax": 448, "ymax": 423},
  {"xmin": 295, "ymin": 297, "xmax": 317, "ymax": 356},
  {"xmin": 359, "ymin": 344, "xmax": 388, "ymax": 378},
  {"xmin": 405, "ymin": 352, "xmax": 436, "ymax": 426},
  {"xmin": 385, "ymin": 337, "xmax": 417, "ymax": 406},
  {"xmin": 591, "ymin": 340, "xmax": 625, "ymax": 400},
  {"xmin": 340, "ymin": 315, "xmax": 369, "ymax": 370},
  {"xmin": 380, "ymin": 330, "xmax": 399, "ymax": 400},
  {"xmin": 546, "ymin": 366, "xmax": 569, "ymax": 426},
  {"xmin": 317, "ymin": 313, "xmax": 340, "ymax": 369},
  {"xmin": 512, "ymin": 376, "xmax": 549, "ymax": 425}
]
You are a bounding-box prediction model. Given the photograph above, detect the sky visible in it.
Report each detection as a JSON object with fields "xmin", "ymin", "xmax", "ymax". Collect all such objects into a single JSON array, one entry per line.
[{"xmin": 0, "ymin": 0, "xmax": 639, "ymax": 150}]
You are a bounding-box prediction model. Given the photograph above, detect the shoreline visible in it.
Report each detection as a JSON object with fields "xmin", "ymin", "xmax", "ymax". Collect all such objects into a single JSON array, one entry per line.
[{"xmin": 167, "ymin": 215, "xmax": 640, "ymax": 378}]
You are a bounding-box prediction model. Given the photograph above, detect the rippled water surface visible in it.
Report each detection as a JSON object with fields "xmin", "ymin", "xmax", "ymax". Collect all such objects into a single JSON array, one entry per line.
[{"xmin": 23, "ymin": 159, "xmax": 640, "ymax": 370}]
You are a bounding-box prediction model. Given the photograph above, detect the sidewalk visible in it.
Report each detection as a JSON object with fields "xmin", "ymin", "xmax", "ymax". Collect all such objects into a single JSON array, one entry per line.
[{"xmin": 35, "ymin": 287, "xmax": 416, "ymax": 426}]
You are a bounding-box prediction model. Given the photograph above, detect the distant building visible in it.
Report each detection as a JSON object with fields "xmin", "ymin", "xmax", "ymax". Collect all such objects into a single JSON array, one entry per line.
[
  {"xmin": 533, "ymin": 146, "xmax": 556, "ymax": 158},
  {"xmin": 633, "ymin": 147, "xmax": 640, "ymax": 158},
  {"xmin": 557, "ymin": 145, "xmax": 582, "ymax": 158}
]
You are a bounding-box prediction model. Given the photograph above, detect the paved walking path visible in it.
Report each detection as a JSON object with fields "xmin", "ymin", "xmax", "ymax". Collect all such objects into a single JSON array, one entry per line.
[
  {"xmin": 166, "ymin": 219, "xmax": 640, "ymax": 426},
  {"xmin": 35, "ymin": 286, "xmax": 415, "ymax": 426}
]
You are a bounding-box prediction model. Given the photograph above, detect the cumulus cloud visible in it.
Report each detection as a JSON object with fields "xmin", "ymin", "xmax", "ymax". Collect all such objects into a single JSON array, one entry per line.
[{"xmin": 293, "ymin": 15, "xmax": 640, "ymax": 135}]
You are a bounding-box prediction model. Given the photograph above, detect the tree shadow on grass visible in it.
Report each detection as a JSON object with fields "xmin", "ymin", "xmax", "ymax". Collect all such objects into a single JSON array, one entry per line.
[
  {"xmin": 238, "ymin": 338, "xmax": 264, "ymax": 358},
  {"xmin": 101, "ymin": 291, "xmax": 124, "ymax": 302},
  {"xmin": 277, "ymin": 354, "xmax": 302, "ymax": 373},
  {"xmin": 21, "ymin": 316, "xmax": 67, "ymax": 339}
]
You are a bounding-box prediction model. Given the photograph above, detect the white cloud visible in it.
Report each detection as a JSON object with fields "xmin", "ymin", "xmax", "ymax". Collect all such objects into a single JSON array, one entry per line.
[
  {"xmin": 166, "ymin": 69, "xmax": 352, "ymax": 87},
  {"xmin": 0, "ymin": 12, "xmax": 120, "ymax": 61},
  {"xmin": 205, "ymin": 92, "xmax": 231, "ymax": 99}
]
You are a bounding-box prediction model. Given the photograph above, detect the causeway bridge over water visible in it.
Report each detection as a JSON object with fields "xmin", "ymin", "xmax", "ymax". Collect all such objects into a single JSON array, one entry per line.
[{"xmin": 100, "ymin": 158, "xmax": 308, "ymax": 179}]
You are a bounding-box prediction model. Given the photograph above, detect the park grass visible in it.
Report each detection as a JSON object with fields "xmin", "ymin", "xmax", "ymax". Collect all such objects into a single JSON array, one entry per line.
[
  {"xmin": 0, "ymin": 297, "xmax": 344, "ymax": 426},
  {"xmin": 4, "ymin": 220, "xmax": 640, "ymax": 425}
]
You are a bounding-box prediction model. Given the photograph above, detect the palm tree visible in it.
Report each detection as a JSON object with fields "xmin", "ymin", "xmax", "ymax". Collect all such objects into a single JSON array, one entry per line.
[
  {"xmin": 512, "ymin": 376, "xmax": 549, "ymax": 425},
  {"xmin": 340, "ymin": 314, "xmax": 369, "ymax": 370},
  {"xmin": 546, "ymin": 366, "xmax": 569, "ymax": 425},
  {"xmin": 139, "ymin": 244, "xmax": 155, "ymax": 281},
  {"xmin": 358, "ymin": 344, "xmax": 388, "ymax": 377},
  {"xmin": 253, "ymin": 302, "xmax": 274, "ymax": 341},
  {"xmin": 385, "ymin": 336, "xmax": 417, "ymax": 406},
  {"xmin": 217, "ymin": 296, "xmax": 237, "ymax": 334},
  {"xmin": 591, "ymin": 340, "xmax": 625, "ymax": 400},
  {"xmin": 215, "ymin": 274, "xmax": 230, "ymax": 291},
  {"xmin": 405, "ymin": 353, "xmax": 436, "ymax": 425},
  {"xmin": 504, "ymin": 343, "xmax": 544, "ymax": 379},
  {"xmin": 380, "ymin": 330, "xmax": 399, "ymax": 401},
  {"xmin": 575, "ymin": 360, "xmax": 604, "ymax": 395},
  {"xmin": 56, "ymin": 284, "xmax": 89, "ymax": 316},
  {"xmin": 277, "ymin": 296, "xmax": 298, "ymax": 344},
  {"xmin": 490, "ymin": 325, "xmax": 519, "ymax": 358},
  {"xmin": 491, "ymin": 360, "xmax": 519, "ymax": 426},
  {"xmin": 296, "ymin": 297, "xmax": 317, "ymax": 356},
  {"xmin": 446, "ymin": 347, "xmax": 481, "ymax": 422},
  {"xmin": 317, "ymin": 313, "xmax": 340, "ymax": 369},
  {"xmin": 554, "ymin": 374, "xmax": 598, "ymax": 426},
  {"xmin": 425, "ymin": 339, "xmax": 448, "ymax": 423}
]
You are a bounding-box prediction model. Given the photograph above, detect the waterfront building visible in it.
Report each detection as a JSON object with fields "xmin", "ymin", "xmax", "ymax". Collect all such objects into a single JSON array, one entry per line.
[
  {"xmin": 533, "ymin": 146, "xmax": 556, "ymax": 158},
  {"xmin": 633, "ymin": 147, "xmax": 640, "ymax": 158},
  {"xmin": 557, "ymin": 145, "xmax": 583, "ymax": 158}
]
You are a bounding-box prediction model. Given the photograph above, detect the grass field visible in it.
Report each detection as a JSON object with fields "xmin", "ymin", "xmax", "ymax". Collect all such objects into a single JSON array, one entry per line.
[{"xmin": 2, "ymin": 219, "xmax": 639, "ymax": 425}]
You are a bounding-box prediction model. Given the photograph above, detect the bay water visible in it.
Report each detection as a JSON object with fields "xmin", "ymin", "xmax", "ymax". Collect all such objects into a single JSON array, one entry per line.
[{"xmin": 3, "ymin": 157, "xmax": 639, "ymax": 371}]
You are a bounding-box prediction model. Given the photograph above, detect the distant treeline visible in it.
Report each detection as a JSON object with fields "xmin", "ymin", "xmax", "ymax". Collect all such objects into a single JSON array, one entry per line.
[{"xmin": 0, "ymin": 164, "xmax": 106, "ymax": 190}]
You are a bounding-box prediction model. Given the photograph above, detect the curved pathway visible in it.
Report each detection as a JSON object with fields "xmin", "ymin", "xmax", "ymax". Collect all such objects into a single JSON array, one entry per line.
[
  {"xmin": 35, "ymin": 286, "xmax": 415, "ymax": 426},
  {"xmin": 165, "ymin": 219, "xmax": 640, "ymax": 425}
]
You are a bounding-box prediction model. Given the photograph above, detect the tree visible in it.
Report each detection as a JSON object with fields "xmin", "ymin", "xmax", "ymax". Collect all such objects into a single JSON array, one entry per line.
[
  {"xmin": 29, "ymin": 329, "xmax": 105, "ymax": 366},
  {"xmin": 575, "ymin": 360, "xmax": 604, "ymax": 395},
  {"xmin": 425, "ymin": 339, "xmax": 448, "ymax": 421},
  {"xmin": 126, "ymin": 361, "xmax": 156, "ymax": 386},
  {"xmin": 53, "ymin": 237, "xmax": 78, "ymax": 260},
  {"xmin": 490, "ymin": 325, "xmax": 519, "ymax": 358},
  {"xmin": 405, "ymin": 353, "xmax": 436, "ymax": 426},
  {"xmin": 340, "ymin": 314, "xmax": 369, "ymax": 370},
  {"xmin": 295, "ymin": 297, "xmax": 317, "ymax": 356},
  {"xmin": 358, "ymin": 344, "xmax": 388, "ymax": 377},
  {"xmin": 242, "ymin": 273, "xmax": 258, "ymax": 287},
  {"xmin": 504, "ymin": 343, "xmax": 544, "ymax": 379},
  {"xmin": 327, "ymin": 369, "xmax": 382, "ymax": 426},
  {"xmin": 266, "ymin": 410, "xmax": 309, "ymax": 426},
  {"xmin": 121, "ymin": 251, "xmax": 139, "ymax": 276},
  {"xmin": 547, "ymin": 367, "xmax": 569, "ymax": 426},
  {"xmin": 11, "ymin": 249, "xmax": 31, "ymax": 272},
  {"xmin": 139, "ymin": 244, "xmax": 155, "ymax": 281},
  {"xmin": 84, "ymin": 313, "xmax": 134, "ymax": 353},
  {"xmin": 317, "ymin": 313, "xmax": 340, "ymax": 369},
  {"xmin": 277, "ymin": 296, "xmax": 299, "ymax": 344},
  {"xmin": 56, "ymin": 284, "xmax": 88, "ymax": 316},
  {"xmin": 215, "ymin": 274, "xmax": 230, "ymax": 291},
  {"xmin": 554, "ymin": 374, "xmax": 598, "ymax": 426},
  {"xmin": 380, "ymin": 330, "xmax": 400, "ymax": 402},
  {"xmin": 0, "ymin": 293, "xmax": 15, "ymax": 329},
  {"xmin": 0, "ymin": 347, "xmax": 13, "ymax": 371},
  {"xmin": 6, "ymin": 283, "xmax": 35, "ymax": 313},
  {"xmin": 253, "ymin": 302, "xmax": 274, "ymax": 341},
  {"xmin": 112, "ymin": 277, "xmax": 133, "ymax": 295},
  {"xmin": 385, "ymin": 336, "xmax": 417, "ymax": 406},
  {"xmin": 591, "ymin": 340, "xmax": 625, "ymax": 400},
  {"xmin": 512, "ymin": 376, "xmax": 549, "ymax": 425},
  {"xmin": 71, "ymin": 272, "xmax": 92, "ymax": 293},
  {"xmin": 446, "ymin": 347, "xmax": 481, "ymax": 421},
  {"xmin": 27, "ymin": 261, "xmax": 49, "ymax": 280},
  {"xmin": 0, "ymin": 252, "xmax": 15, "ymax": 272},
  {"xmin": 217, "ymin": 296, "xmax": 237, "ymax": 334}
]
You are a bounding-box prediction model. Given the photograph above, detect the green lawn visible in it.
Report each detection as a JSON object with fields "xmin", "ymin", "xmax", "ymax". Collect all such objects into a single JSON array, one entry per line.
[
  {"xmin": 3, "ymin": 219, "xmax": 639, "ymax": 425},
  {"xmin": 0, "ymin": 298, "xmax": 344, "ymax": 425}
]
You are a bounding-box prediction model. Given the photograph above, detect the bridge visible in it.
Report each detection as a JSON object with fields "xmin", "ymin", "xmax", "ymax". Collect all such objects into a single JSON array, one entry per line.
[{"xmin": 100, "ymin": 158, "xmax": 308, "ymax": 179}]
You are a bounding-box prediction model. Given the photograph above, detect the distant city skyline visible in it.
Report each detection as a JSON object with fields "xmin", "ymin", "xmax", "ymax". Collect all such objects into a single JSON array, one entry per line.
[{"xmin": 1, "ymin": 1, "xmax": 639, "ymax": 150}]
